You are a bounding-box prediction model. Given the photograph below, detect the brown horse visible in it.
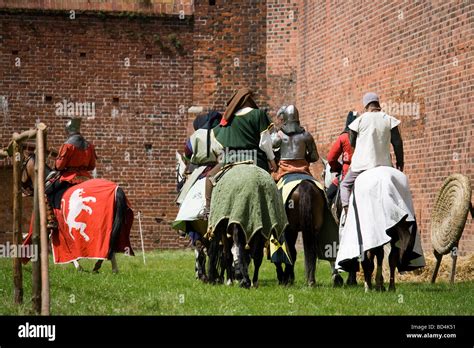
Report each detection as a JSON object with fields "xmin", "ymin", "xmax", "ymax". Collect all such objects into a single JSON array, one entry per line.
[
  {"xmin": 274, "ymin": 180, "xmax": 343, "ymax": 287},
  {"xmin": 21, "ymin": 153, "xmax": 132, "ymax": 273}
]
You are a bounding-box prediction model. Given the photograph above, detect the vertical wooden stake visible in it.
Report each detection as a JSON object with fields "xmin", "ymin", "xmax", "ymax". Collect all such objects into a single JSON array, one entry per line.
[
  {"xmin": 450, "ymin": 243, "xmax": 458, "ymax": 284},
  {"xmin": 37, "ymin": 124, "xmax": 50, "ymax": 315},
  {"xmin": 431, "ymin": 250, "xmax": 443, "ymax": 284},
  {"xmin": 32, "ymin": 139, "xmax": 42, "ymax": 314},
  {"xmin": 12, "ymin": 140, "xmax": 23, "ymax": 304}
]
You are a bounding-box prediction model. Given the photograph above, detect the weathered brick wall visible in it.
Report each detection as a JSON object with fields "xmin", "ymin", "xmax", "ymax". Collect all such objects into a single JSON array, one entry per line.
[
  {"xmin": 266, "ymin": 0, "xmax": 298, "ymax": 115},
  {"xmin": 192, "ymin": 0, "xmax": 268, "ymax": 112},
  {"xmin": 0, "ymin": 10, "xmax": 194, "ymax": 249},
  {"xmin": 296, "ymin": 1, "xmax": 473, "ymax": 255},
  {"xmin": 0, "ymin": 0, "xmax": 193, "ymax": 15}
]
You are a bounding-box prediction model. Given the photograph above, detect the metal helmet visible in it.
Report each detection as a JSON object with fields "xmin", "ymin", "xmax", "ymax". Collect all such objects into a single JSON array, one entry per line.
[
  {"xmin": 65, "ymin": 118, "xmax": 81, "ymax": 134},
  {"xmin": 277, "ymin": 104, "xmax": 304, "ymax": 134}
]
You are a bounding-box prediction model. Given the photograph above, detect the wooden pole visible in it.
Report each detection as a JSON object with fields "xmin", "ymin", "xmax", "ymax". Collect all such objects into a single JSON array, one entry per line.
[
  {"xmin": 431, "ymin": 250, "xmax": 443, "ymax": 284},
  {"xmin": 450, "ymin": 243, "xmax": 458, "ymax": 284},
  {"xmin": 12, "ymin": 140, "xmax": 23, "ymax": 304},
  {"xmin": 32, "ymin": 138, "xmax": 42, "ymax": 314},
  {"xmin": 37, "ymin": 124, "xmax": 50, "ymax": 315}
]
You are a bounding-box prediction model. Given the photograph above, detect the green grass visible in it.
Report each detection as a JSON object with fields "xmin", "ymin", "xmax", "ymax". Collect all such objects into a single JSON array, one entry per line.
[{"xmin": 0, "ymin": 250, "xmax": 473, "ymax": 315}]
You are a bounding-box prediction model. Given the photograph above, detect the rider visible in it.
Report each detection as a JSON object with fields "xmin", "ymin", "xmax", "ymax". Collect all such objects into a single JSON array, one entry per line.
[
  {"xmin": 340, "ymin": 92, "xmax": 404, "ymax": 216},
  {"xmin": 271, "ymin": 104, "xmax": 319, "ymax": 182},
  {"xmin": 202, "ymin": 88, "xmax": 277, "ymax": 217},
  {"xmin": 325, "ymin": 111, "xmax": 357, "ymax": 202},
  {"xmin": 46, "ymin": 118, "xmax": 97, "ymax": 228},
  {"xmin": 184, "ymin": 111, "xmax": 223, "ymax": 169}
]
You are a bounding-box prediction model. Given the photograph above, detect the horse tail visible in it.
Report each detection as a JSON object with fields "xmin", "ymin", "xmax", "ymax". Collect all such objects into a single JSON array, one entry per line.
[
  {"xmin": 108, "ymin": 186, "xmax": 126, "ymax": 259},
  {"xmin": 299, "ymin": 181, "xmax": 317, "ymax": 260},
  {"xmin": 298, "ymin": 180, "xmax": 323, "ymax": 284}
]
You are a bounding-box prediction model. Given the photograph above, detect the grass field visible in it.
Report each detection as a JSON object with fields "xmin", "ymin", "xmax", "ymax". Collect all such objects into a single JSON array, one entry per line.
[{"xmin": 1, "ymin": 250, "xmax": 473, "ymax": 315}]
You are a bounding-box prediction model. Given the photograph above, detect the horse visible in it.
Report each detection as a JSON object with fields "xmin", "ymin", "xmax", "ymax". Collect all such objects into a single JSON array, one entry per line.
[
  {"xmin": 21, "ymin": 152, "xmax": 133, "ymax": 273},
  {"xmin": 206, "ymin": 163, "xmax": 288, "ymax": 289},
  {"xmin": 273, "ymin": 178, "xmax": 343, "ymax": 287},
  {"xmin": 173, "ymin": 152, "xmax": 220, "ymax": 282},
  {"xmin": 360, "ymin": 218, "xmax": 415, "ymax": 292},
  {"xmin": 335, "ymin": 166, "xmax": 425, "ymax": 292}
]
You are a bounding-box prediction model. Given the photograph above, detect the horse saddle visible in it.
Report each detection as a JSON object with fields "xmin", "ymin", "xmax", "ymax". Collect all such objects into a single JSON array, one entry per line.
[{"xmin": 45, "ymin": 170, "xmax": 61, "ymax": 195}]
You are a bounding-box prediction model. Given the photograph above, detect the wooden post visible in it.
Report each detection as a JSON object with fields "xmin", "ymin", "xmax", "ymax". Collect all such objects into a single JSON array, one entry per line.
[
  {"xmin": 32, "ymin": 140, "xmax": 42, "ymax": 314},
  {"xmin": 37, "ymin": 123, "xmax": 50, "ymax": 315},
  {"xmin": 431, "ymin": 250, "xmax": 443, "ymax": 284},
  {"xmin": 450, "ymin": 243, "xmax": 458, "ymax": 284},
  {"xmin": 12, "ymin": 140, "xmax": 23, "ymax": 304}
]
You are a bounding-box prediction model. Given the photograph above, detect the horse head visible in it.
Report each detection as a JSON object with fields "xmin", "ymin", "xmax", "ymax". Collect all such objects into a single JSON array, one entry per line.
[
  {"xmin": 320, "ymin": 157, "xmax": 337, "ymax": 189},
  {"xmin": 20, "ymin": 152, "xmax": 52, "ymax": 196}
]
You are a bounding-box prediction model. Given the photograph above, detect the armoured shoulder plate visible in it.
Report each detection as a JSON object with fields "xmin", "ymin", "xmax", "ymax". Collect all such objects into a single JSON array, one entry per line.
[{"xmin": 66, "ymin": 134, "xmax": 88, "ymax": 150}]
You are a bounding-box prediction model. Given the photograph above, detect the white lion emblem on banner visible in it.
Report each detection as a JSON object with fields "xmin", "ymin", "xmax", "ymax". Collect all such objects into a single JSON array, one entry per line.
[{"xmin": 62, "ymin": 188, "xmax": 97, "ymax": 242}]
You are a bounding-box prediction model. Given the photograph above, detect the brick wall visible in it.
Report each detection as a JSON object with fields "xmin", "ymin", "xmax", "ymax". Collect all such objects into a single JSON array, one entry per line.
[
  {"xmin": 0, "ymin": 10, "xmax": 194, "ymax": 249},
  {"xmin": 296, "ymin": 0, "xmax": 473, "ymax": 255},
  {"xmin": 266, "ymin": 0, "xmax": 298, "ymax": 115},
  {"xmin": 0, "ymin": 0, "xmax": 193, "ymax": 15},
  {"xmin": 192, "ymin": 0, "xmax": 268, "ymax": 111}
]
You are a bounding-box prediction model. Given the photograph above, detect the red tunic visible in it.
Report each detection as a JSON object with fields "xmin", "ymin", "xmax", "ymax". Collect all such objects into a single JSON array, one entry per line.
[
  {"xmin": 55, "ymin": 142, "xmax": 97, "ymax": 184},
  {"xmin": 327, "ymin": 132, "xmax": 353, "ymax": 185}
]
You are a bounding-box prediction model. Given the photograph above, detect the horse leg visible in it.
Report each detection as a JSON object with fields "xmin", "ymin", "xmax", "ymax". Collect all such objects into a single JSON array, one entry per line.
[
  {"xmin": 194, "ymin": 239, "xmax": 207, "ymax": 282},
  {"xmin": 222, "ymin": 233, "xmax": 234, "ymax": 285},
  {"xmin": 374, "ymin": 247, "xmax": 385, "ymax": 292},
  {"xmin": 92, "ymin": 260, "xmax": 103, "ymax": 273},
  {"xmin": 330, "ymin": 261, "xmax": 344, "ymax": 288},
  {"xmin": 232, "ymin": 224, "xmax": 250, "ymax": 289},
  {"xmin": 251, "ymin": 234, "xmax": 264, "ymax": 288},
  {"xmin": 388, "ymin": 244, "xmax": 399, "ymax": 291},
  {"xmin": 275, "ymin": 262, "xmax": 284, "ymax": 285},
  {"xmin": 346, "ymin": 271, "xmax": 358, "ymax": 286},
  {"xmin": 111, "ymin": 253, "xmax": 119, "ymax": 274},
  {"xmin": 362, "ymin": 251, "xmax": 375, "ymax": 292},
  {"xmin": 206, "ymin": 234, "xmax": 220, "ymax": 284},
  {"xmin": 73, "ymin": 260, "xmax": 83, "ymax": 272},
  {"xmin": 284, "ymin": 227, "xmax": 298, "ymax": 285}
]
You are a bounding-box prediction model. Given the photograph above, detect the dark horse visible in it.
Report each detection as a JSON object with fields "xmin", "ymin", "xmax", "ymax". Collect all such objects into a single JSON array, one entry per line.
[
  {"xmin": 274, "ymin": 180, "xmax": 343, "ymax": 287},
  {"xmin": 21, "ymin": 153, "xmax": 131, "ymax": 273}
]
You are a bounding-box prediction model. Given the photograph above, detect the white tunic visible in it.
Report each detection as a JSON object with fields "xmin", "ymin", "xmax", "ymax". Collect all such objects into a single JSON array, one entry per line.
[{"xmin": 348, "ymin": 111, "xmax": 400, "ymax": 172}]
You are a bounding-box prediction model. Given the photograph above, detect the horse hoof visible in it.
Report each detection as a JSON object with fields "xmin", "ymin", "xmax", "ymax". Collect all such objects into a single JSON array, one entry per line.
[
  {"xmin": 332, "ymin": 274, "xmax": 344, "ymax": 288},
  {"xmin": 240, "ymin": 280, "xmax": 251, "ymax": 289},
  {"xmin": 307, "ymin": 280, "xmax": 315, "ymax": 287},
  {"xmin": 226, "ymin": 279, "xmax": 233, "ymax": 286},
  {"xmin": 388, "ymin": 285, "xmax": 396, "ymax": 292},
  {"xmin": 375, "ymin": 285, "xmax": 386, "ymax": 292},
  {"xmin": 112, "ymin": 269, "xmax": 119, "ymax": 274},
  {"xmin": 346, "ymin": 273, "xmax": 358, "ymax": 286},
  {"xmin": 364, "ymin": 283, "xmax": 371, "ymax": 293},
  {"xmin": 92, "ymin": 269, "xmax": 99, "ymax": 274},
  {"xmin": 252, "ymin": 281, "xmax": 259, "ymax": 289}
]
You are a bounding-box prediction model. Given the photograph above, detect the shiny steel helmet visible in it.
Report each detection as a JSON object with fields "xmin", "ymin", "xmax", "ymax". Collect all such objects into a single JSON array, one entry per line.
[
  {"xmin": 277, "ymin": 104, "xmax": 304, "ymax": 134},
  {"xmin": 65, "ymin": 118, "xmax": 81, "ymax": 134}
]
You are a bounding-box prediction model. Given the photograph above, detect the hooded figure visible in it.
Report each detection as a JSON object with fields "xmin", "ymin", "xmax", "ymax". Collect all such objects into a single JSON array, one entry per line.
[{"xmin": 184, "ymin": 111, "xmax": 223, "ymax": 165}]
